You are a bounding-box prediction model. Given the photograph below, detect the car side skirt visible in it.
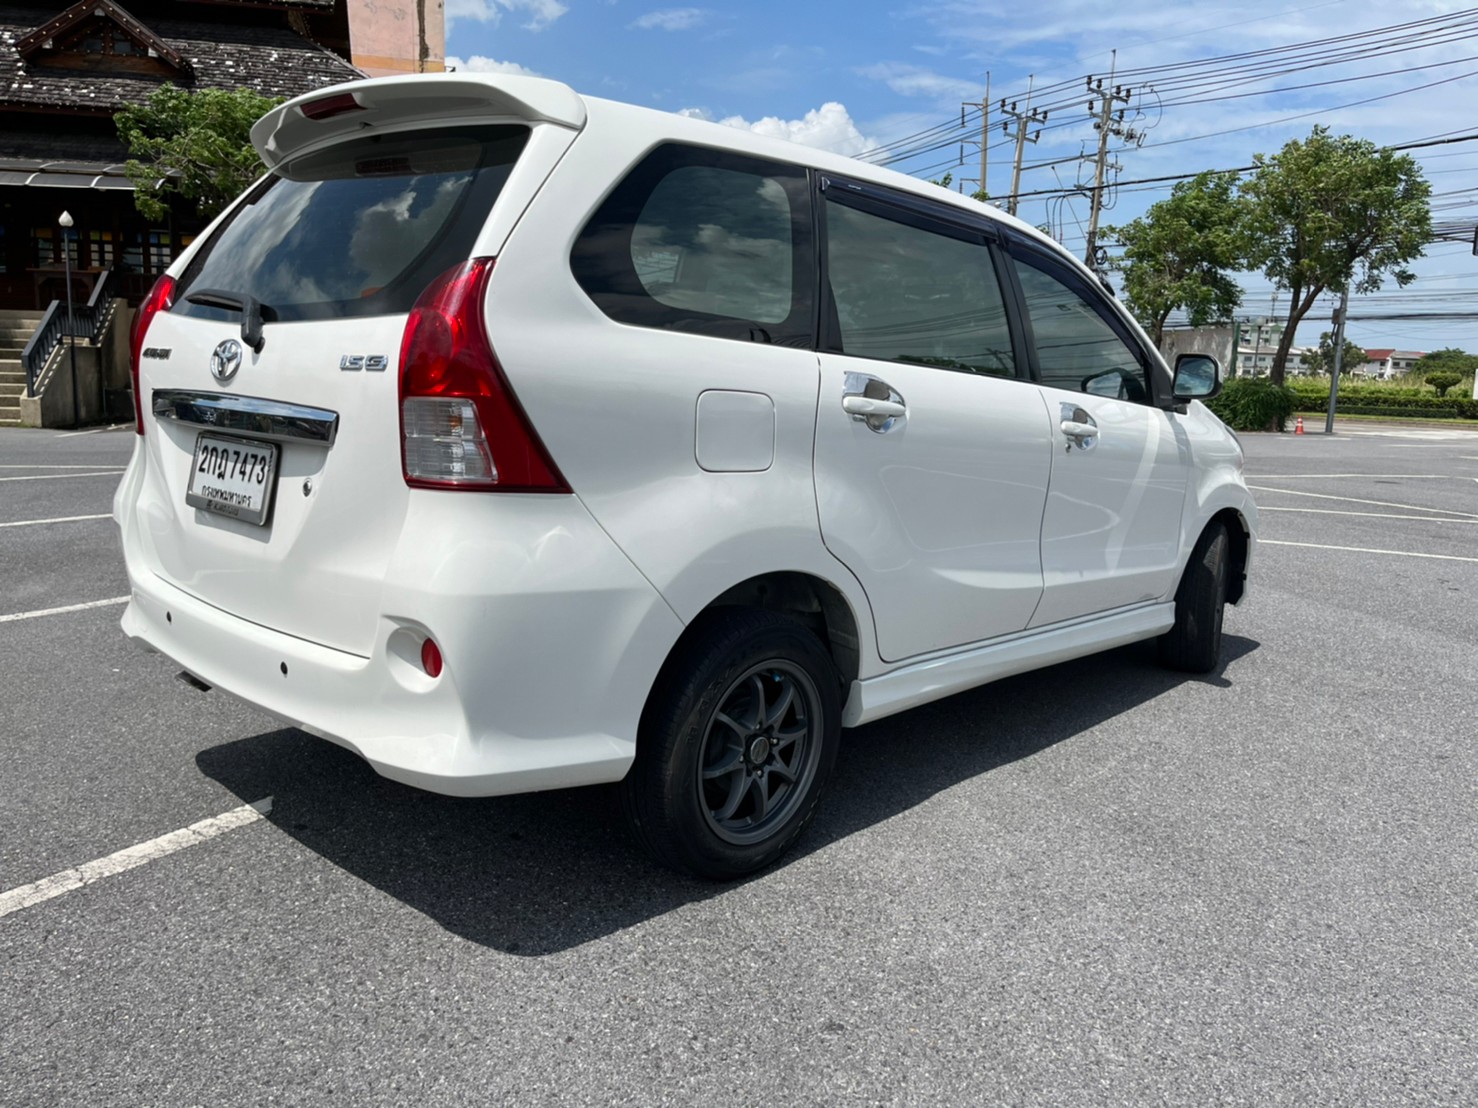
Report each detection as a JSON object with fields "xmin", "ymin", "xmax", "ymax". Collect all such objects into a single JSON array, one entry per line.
[{"xmin": 843, "ymin": 602, "xmax": 1176, "ymax": 727}]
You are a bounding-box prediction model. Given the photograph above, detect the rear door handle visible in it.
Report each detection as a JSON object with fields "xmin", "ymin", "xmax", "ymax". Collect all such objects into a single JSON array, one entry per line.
[
  {"xmin": 842, "ymin": 395, "xmax": 907, "ymax": 420},
  {"xmin": 842, "ymin": 373, "xmax": 907, "ymax": 433}
]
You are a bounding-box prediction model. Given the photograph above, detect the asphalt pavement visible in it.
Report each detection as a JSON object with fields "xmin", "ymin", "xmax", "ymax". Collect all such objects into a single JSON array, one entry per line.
[{"xmin": 1, "ymin": 420, "xmax": 1474, "ymax": 1105}]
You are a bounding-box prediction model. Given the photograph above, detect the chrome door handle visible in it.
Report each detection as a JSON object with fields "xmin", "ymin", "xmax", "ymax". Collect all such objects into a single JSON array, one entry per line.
[
  {"xmin": 842, "ymin": 395, "xmax": 907, "ymax": 420},
  {"xmin": 1059, "ymin": 403, "xmax": 1098, "ymax": 451},
  {"xmin": 842, "ymin": 373, "xmax": 906, "ymax": 433}
]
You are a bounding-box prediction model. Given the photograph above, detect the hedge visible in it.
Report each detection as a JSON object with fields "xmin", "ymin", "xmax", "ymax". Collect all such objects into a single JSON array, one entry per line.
[
  {"xmin": 1285, "ymin": 386, "xmax": 1478, "ymax": 420},
  {"xmin": 1206, "ymin": 378, "xmax": 1297, "ymax": 431}
]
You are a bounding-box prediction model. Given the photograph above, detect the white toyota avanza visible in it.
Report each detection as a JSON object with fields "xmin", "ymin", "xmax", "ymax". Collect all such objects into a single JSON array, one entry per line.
[{"xmin": 115, "ymin": 74, "xmax": 1256, "ymax": 878}]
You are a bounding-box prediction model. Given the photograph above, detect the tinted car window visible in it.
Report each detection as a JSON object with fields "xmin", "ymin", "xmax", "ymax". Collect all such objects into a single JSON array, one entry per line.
[
  {"xmin": 175, "ymin": 125, "xmax": 528, "ymax": 324},
  {"xmin": 1014, "ymin": 254, "xmax": 1148, "ymax": 401},
  {"xmin": 824, "ymin": 197, "xmax": 1015, "ymax": 378},
  {"xmin": 571, "ymin": 144, "xmax": 814, "ymax": 346}
]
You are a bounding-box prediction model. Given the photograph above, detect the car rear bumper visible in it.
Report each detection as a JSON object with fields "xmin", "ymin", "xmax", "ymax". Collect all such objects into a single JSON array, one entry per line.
[{"xmin": 116, "ymin": 452, "xmax": 685, "ymax": 797}]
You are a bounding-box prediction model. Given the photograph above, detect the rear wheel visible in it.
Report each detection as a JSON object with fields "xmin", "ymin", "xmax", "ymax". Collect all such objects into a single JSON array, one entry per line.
[
  {"xmin": 1158, "ymin": 521, "xmax": 1229, "ymax": 673},
  {"xmin": 622, "ymin": 611, "xmax": 841, "ymax": 880}
]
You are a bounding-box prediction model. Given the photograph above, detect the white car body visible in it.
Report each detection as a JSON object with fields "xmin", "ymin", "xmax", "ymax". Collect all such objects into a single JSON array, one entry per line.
[{"xmin": 115, "ymin": 74, "xmax": 1256, "ymax": 811}]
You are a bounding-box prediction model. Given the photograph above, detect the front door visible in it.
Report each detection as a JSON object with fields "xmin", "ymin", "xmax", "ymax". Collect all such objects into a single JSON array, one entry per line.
[
  {"xmin": 1008, "ymin": 247, "xmax": 1189, "ymax": 628},
  {"xmin": 811, "ymin": 181, "xmax": 1055, "ymax": 662}
]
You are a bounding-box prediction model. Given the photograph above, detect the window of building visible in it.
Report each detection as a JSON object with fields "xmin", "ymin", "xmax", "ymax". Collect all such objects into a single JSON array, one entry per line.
[
  {"xmin": 87, "ymin": 229, "xmax": 116, "ymax": 269},
  {"xmin": 822, "ymin": 196, "xmax": 1015, "ymax": 377},
  {"xmin": 571, "ymin": 143, "xmax": 814, "ymax": 346}
]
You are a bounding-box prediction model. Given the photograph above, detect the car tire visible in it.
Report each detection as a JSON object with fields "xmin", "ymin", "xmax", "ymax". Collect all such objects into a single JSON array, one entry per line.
[
  {"xmin": 1158, "ymin": 521, "xmax": 1229, "ymax": 674},
  {"xmin": 621, "ymin": 610, "xmax": 842, "ymax": 880}
]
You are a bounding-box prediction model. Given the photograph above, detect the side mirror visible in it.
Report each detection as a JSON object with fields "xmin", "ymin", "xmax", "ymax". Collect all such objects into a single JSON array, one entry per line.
[{"xmin": 1173, "ymin": 353, "xmax": 1221, "ymax": 401}]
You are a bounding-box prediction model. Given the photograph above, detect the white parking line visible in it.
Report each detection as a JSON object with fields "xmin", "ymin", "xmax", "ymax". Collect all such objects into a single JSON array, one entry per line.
[
  {"xmin": 1261, "ymin": 540, "xmax": 1478, "ymax": 563},
  {"xmin": 0, "ymin": 596, "xmax": 129, "ymax": 623},
  {"xmin": 1248, "ymin": 473, "xmax": 1471, "ymax": 479},
  {"xmin": 0, "ymin": 513, "xmax": 112, "ymax": 529},
  {"xmin": 0, "ymin": 799, "xmax": 273, "ymax": 919},
  {"xmin": 1247, "ymin": 485, "xmax": 1478, "ymax": 519},
  {"xmin": 0, "ymin": 471, "xmax": 123, "ymax": 483},
  {"xmin": 1259, "ymin": 506, "xmax": 1478, "ymax": 524},
  {"xmin": 54, "ymin": 424, "xmax": 129, "ymax": 437},
  {"xmin": 0, "ymin": 464, "xmax": 127, "ymax": 470}
]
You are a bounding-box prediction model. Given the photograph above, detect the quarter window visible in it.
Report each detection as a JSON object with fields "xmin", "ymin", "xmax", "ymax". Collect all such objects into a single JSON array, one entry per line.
[
  {"xmin": 1015, "ymin": 254, "xmax": 1149, "ymax": 402},
  {"xmin": 571, "ymin": 144, "xmax": 813, "ymax": 345},
  {"xmin": 823, "ymin": 197, "xmax": 1016, "ymax": 377}
]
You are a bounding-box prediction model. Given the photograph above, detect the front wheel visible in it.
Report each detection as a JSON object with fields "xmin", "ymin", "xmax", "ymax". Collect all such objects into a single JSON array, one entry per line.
[
  {"xmin": 622, "ymin": 611, "xmax": 841, "ymax": 880},
  {"xmin": 1158, "ymin": 521, "xmax": 1229, "ymax": 674}
]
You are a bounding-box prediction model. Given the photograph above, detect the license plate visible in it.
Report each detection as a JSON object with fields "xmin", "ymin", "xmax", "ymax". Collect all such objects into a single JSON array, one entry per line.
[{"xmin": 186, "ymin": 432, "xmax": 279, "ymax": 527}]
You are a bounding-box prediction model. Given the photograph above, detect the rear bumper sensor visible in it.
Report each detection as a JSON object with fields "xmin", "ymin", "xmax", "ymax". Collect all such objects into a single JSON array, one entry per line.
[{"xmin": 152, "ymin": 389, "xmax": 340, "ymax": 445}]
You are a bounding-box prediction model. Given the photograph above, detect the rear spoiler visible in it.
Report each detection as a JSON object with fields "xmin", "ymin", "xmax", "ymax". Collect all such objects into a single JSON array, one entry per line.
[{"xmin": 251, "ymin": 74, "xmax": 587, "ymax": 171}]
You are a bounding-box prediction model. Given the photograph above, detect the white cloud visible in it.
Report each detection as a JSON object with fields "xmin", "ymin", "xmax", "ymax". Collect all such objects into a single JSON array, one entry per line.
[
  {"xmin": 704, "ymin": 102, "xmax": 877, "ymax": 157},
  {"xmin": 857, "ymin": 63, "xmax": 982, "ymax": 102},
  {"xmin": 445, "ymin": 55, "xmax": 541, "ymax": 77},
  {"xmin": 446, "ymin": 0, "xmax": 568, "ymax": 31},
  {"xmin": 632, "ymin": 8, "xmax": 708, "ymax": 31}
]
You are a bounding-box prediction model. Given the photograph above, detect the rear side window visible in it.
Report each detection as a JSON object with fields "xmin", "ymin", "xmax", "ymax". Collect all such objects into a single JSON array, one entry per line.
[
  {"xmin": 571, "ymin": 144, "xmax": 814, "ymax": 346},
  {"xmin": 174, "ymin": 124, "xmax": 528, "ymax": 324},
  {"xmin": 823, "ymin": 196, "xmax": 1016, "ymax": 378}
]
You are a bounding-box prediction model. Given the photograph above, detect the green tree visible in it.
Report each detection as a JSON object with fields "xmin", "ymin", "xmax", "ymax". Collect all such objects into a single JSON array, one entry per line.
[
  {"xmin": 1240, "ymin": 126, "xmax": 1431, "ymax": 386},
  {"xmin": 1425, "ymin": 371, "xmax": 1462, "ymax": 397},
  {"xmin": 116, "ymin": 85, "xmax": 281, "ymax": 222},
  {"xmin": 1417, "ymin": 347, "xmax": 1478, "ymax": 377},
  {"xmin": 1303, "ymin": 330, "xmax": 1366, "ymax": 376},
  {"xmin": 1104, "ymin": 171, "xmax": 1244, "ymax": 346}
]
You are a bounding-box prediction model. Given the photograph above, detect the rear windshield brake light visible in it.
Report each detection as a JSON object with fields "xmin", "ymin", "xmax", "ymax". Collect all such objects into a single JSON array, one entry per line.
[{"xmin": 300, "ymin": 92, "xmax": 364, "ymax": 121}]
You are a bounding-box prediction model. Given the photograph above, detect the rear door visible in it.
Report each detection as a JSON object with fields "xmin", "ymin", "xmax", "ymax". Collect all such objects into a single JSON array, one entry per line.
[
  {"xmin": 811, "ymin": 179, "xmax": 1055, "ymax": 663},
  {"xmin": 134, "ymin": 123, "xmax": 534, "ymax": 655},
  {"xmin": 1005, "ymin": 242, "xmax": 1188, "ymax": 628}
]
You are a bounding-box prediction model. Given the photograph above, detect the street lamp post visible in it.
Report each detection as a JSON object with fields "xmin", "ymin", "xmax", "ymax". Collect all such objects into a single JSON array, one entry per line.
[{"xmin": 59, "ymin": 211, "xmax": 79, "ymax": 427}]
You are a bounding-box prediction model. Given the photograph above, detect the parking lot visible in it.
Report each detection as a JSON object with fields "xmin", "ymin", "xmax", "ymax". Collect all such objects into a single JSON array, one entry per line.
[{"xmin": 1, "ymin": 421, "xmax": 1474, "ymax": 1105}]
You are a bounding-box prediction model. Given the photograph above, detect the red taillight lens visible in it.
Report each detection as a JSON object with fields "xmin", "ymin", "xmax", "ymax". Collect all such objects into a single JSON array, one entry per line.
[
  {"xmin": 398, "ymin": 258, "xmax": 568, "ymax": 492},
  {"xmin": 130, "ymin": 274, "xmax": 175, "ymax": 435},
  {"xmin": 420, "ymin": 638, "xmax": 443, "ymax": 678}
]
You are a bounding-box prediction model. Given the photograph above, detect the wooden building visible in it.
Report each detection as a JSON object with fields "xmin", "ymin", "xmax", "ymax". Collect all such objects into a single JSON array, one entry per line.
[{"xmin": 0, "ymin": 0, "xmax": 441, "ymax": 312}]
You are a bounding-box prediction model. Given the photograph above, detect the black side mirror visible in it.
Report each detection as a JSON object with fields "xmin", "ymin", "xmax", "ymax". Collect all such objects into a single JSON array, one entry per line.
[{"xmin": 1173, "ymin": 353, "xmax": 1221, "ymax": 401}]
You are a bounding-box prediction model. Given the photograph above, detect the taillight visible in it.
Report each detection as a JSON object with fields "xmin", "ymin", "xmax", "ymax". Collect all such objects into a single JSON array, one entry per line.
[
  {"xmin": 399, "ymin": 258, "xmax": 568, "ymax": 492},
  {"xmin": 130, "ymin": 274, "xmax": 175, "ymax": 435}
]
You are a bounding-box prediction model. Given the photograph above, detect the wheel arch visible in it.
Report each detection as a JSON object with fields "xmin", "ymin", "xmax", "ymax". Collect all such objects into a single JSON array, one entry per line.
[
  {"xmin": 674, "ymin": 571, "xmax": 863, "ymax": 693},
  {"xmin": 1208, "ymin": 507, "xmax": 1251, "ymax": 606}
]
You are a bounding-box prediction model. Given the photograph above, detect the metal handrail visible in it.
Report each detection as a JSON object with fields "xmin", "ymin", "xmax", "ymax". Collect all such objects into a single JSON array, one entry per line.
[{"xmin": 20, "ymin": 267, "xmax": 117, "ymax": 396}]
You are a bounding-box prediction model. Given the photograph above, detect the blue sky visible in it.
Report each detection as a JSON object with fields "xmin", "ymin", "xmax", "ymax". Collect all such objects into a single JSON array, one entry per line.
[{"xmin": 446, "ymin": 1, "xmax": 1478, "ymax": 355}]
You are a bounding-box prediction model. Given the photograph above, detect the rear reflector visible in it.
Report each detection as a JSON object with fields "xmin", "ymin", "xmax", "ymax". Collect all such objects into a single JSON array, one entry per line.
[
  {"xmin": 130, "ymin": 274, "xmax": 175, "ymax": 436},
  {"xmin": 399, "ymin": 258, "xmax": 568, "ymax": 493},
  {"xmin": 300, "ymin": 92, "xmax": 364, "ymax": 121},
  {"xmin": 421, "ymin": 638, "xmax": 443, "ymax": 678}
]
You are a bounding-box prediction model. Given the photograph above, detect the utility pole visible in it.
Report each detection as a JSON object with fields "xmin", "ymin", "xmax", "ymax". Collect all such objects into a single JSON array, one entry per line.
[
  {"xmin": 1082, "ymin": 56, "xmax": 1142, "ymax": 271},
  {"xmin": 1000, "ymin": 77, "xmax": 1048, "ymax": 216},
  {"xmin": 957, "ymin": 72, "xmax": 990, "ymax": 199},
  {"xmin": 1326, "ymin": 288, "xmax": 1350, "ymax": 434}
]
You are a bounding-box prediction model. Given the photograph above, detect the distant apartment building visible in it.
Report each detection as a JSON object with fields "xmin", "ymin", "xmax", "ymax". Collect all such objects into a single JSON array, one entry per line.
[
  {"xmin": 1161, "ymin": 321, "xmax": 1311, "ymax": 376},
  {"xmin": 1357, "ymin": 349, "xmax": 1426, "ymax": 379}
]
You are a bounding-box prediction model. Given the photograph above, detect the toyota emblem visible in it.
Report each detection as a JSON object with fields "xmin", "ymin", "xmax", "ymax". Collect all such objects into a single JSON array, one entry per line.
[{"xmin": 210, "ymin": 338, "xmax": 243, "ymax": 384}]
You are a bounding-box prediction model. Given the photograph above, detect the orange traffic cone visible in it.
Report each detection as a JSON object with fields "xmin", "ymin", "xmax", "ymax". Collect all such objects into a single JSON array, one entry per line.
[{"xmin": 1295, "ymin": 416, "xmax": 1305, "ymax": 434}]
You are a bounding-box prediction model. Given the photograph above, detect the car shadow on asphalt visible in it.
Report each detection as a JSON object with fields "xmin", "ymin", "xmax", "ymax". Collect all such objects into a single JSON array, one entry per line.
[{"xmin": 196, "ymin": 634, "xmax": 1259, "ymax": 955}]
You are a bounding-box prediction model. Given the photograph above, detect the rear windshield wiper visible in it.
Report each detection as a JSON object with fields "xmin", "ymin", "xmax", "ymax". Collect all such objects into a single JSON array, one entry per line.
[{"xmin": 184, "ymin": 288, "xmax": 268, "ymax": 353}]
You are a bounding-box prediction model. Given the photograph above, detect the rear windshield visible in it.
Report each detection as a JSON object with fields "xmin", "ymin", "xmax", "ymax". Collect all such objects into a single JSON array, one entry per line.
[{"xmin": 173, "ymin": 124, "xmax": 528, "ymax": 324}]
